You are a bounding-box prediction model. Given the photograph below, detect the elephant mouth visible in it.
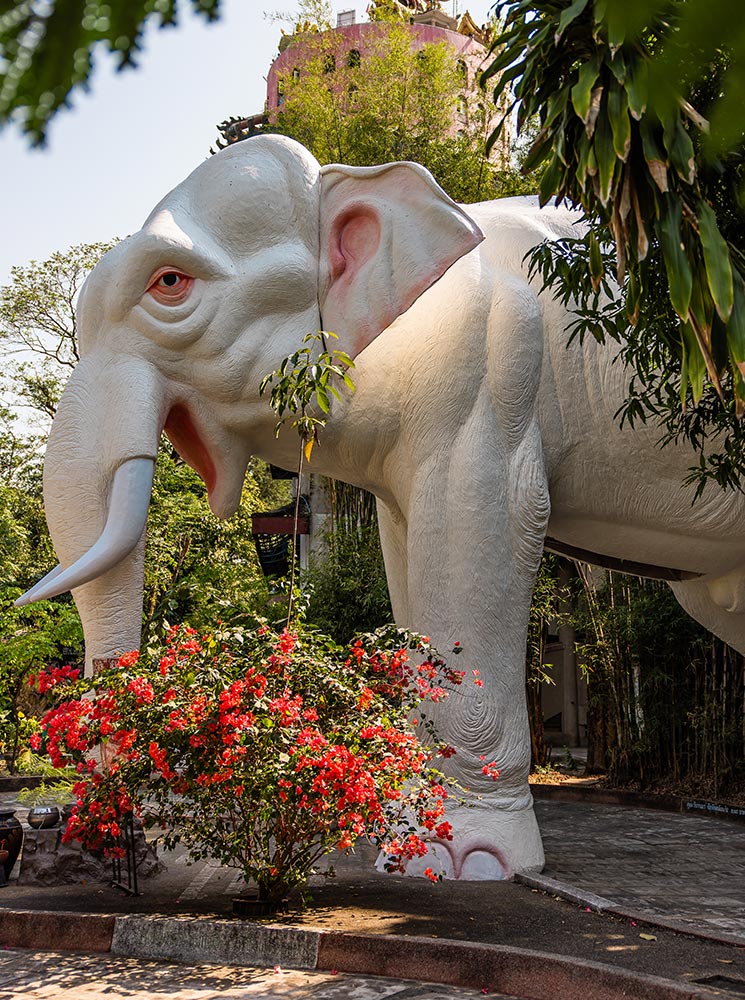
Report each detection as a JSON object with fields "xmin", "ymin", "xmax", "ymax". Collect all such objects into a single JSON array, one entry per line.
[{"xmin": 164, "ymin": 404, "xmax": 217, "ymax": 494}]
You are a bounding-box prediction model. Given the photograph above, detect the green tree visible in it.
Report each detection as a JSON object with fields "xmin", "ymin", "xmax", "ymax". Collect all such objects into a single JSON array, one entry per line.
[
  {"xmin": 525, "ymin": 554, "xmax": 564, "ymax": 768},
  {"xmin": 0, "ymin": 595, "xmax": 83, "ymax": 771},
  {"xmin": 271, "ymin": 18, "xmax": 531, "ymax": 203},
  {"xmin": 484, "ymin": 0, "xmax": 745, "ymax": 492},
  {"xmin": 0, "ymin": 241, "xmax": 118, "ymax": 422},
  {"xmin": 265, "ymin": 0, "xmax": 333, "ymax": 32},
  {"xmin": 568, "ymin": 567, "xmax": 745, "ymax": 795},
  {"xmin": 0, "ymin": 403, "xmax": 83, "ymax": 771},
  {"xmin": 0, "ymin": 0, "xmax": 221, "ymax": 146},
  {"xmin": 303, "ymin": 480, "xmax": 392, "ymax": 644}
]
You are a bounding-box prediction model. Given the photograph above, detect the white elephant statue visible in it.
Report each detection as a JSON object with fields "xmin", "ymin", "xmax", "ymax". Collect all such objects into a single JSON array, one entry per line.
[{"xmin": 17, "ymin": 135, "xmax": 745, "ymax": 881}]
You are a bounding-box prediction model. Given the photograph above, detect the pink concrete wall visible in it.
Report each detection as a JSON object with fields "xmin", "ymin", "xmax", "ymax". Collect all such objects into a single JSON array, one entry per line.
[{"xmin": 265, "ymin": 21, "xmax": 489, "ymax": 114}]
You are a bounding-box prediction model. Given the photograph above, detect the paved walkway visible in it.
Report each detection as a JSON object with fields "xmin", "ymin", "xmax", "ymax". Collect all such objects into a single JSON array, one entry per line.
[
  {"xmin": 3, "ymin": 789, "xmax": 745, "ymax": 997},
  {"xmin": 0, "ymin": 948, "xmax": 517, "ymax": 1000},
  {"xmin": 535, "ymin": 799, "xmax": 745, "ymax": 941}
]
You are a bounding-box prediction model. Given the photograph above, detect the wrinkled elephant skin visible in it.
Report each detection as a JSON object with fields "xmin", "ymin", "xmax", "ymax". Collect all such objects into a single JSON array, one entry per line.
[{"xmin": 21, "ymin": 136, "xmax": 745, "ymax": 880}]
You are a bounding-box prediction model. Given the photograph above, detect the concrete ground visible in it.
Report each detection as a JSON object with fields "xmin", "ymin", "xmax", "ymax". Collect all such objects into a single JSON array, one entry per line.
[
  {"xmin": 1, "ymin": 788, "xmax": 745, "ymax": 999},
  {"xmin": 0, "ymin": 948, "xmax": 514, "ymax": 1000}
]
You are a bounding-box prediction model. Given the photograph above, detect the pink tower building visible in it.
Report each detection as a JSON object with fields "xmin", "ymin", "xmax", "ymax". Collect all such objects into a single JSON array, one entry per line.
[{"xmin": 221, "ymin": 1, "xmax": 510, "ymax": 166}]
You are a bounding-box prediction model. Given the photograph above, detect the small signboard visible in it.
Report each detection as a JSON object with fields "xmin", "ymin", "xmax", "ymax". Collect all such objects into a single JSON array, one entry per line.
[{"xmin": 685, "ymin": 799, "xmax": 745, "ymax": 821}]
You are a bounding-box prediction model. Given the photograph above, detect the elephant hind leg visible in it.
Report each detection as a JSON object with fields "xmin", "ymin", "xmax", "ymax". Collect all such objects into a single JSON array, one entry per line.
[{"xmin": 670, "ymin": 576, "xmax": 745, "ymax": 655}]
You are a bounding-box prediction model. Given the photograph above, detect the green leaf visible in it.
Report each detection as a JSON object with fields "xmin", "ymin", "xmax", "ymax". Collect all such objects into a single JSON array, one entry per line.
[
  {"xmin": 316, "ymin": 385, "xmax": 330, "ymax": 414},
  {"xmin": 640, "ymin": 118, "xmax": 668, "ymax": 192},
  {"xmin": 495, "ymin": 59, "xmax": 528, "ymax": 92},
  {"xmin": 606, "ymin": 8, "xmax": 626, "ymax": 53},
  {"xmin": 571, "ymin": 56, "xmax": 600, "ymax": 123},
  {"xmin": 589, "ymin": 232, "xmax": 604, "ymax": 291},
  {"xmin": 538, "ymin": 152, "xmax": 563, "ymax": 207},
  {"xmin": 523, "ymin": 132, "xmax": 553, "ymax": 173},
  {"xmin": 593, "ymin": 0, "xmax": 609, "ymax": 25},
  {"xmin": 486, "ymin": 112, "xmax": 509, "ymax": 158},
  {"xmin": 555, "ymin": 0, "xmax": 589, "ymax": 41},
  {"xmin": 697, "ymin": 200, "xmax": 734, "ymax": 323},
  {"xmin": 593, "ymin": 107, "xmax": 617, "ymax": 205},
  {"xmin": 664, "ymin": 119, "xmax": 696, "ymax": 186},
  {"xmin": 544, "ymin": 84, "xmax": 571, "ymax": 129},
  {"xmin": 625, "ymin": 57, "xmax": 648, "ymax": 119},
  {"xmin": 681, "ymin": 321, "xmax": 706, "ymax": 404},
  {"xmin": 480, "ymin": 43, "xmax": 521, "ymax": 83},
  {"xmin": 728, "ymin": 273, "xmax": 745, "ymax": 364},
  {"xmin": 659, "ymin": 198, "xmax": 692, "ymax": 320},
  {"xmin": 608, "ymin": 52, "xmax": 627, "ymax": 85},
  {"xmin": 608, "ymin": 85, "xmax": 631, "ymax": 161}
]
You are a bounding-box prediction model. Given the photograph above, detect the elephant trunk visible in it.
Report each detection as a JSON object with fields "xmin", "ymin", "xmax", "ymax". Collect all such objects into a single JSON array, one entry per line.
[{"xmin": 27, "ymin": 355, "xmax": 166, "ymax": 675}]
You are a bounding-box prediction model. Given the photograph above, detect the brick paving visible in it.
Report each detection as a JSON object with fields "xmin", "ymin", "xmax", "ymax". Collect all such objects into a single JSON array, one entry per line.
[
  {"xmin": 0, "ymin": 949, "xmax": 514, "ymax": 1000},
  {"xmin": 536, "ymin": 799, "xmax": 745, "ymax": 939}
]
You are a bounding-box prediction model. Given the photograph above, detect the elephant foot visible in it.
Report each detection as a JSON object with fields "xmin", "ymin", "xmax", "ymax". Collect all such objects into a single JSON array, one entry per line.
[{"xmin": 378, "ymin": 800, "xmax": 544, "ymax": 881}]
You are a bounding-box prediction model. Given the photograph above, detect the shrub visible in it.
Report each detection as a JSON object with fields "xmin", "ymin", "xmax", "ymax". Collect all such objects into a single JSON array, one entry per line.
[{"xmin": 35, "ymin": 621, "xmax": 471, "ymax": 905}]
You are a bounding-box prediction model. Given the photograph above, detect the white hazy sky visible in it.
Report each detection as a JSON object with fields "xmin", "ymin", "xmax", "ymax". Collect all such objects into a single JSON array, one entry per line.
[{"xmin": 0, "ymin": 0, "xmax": 498, "ymax": 285}]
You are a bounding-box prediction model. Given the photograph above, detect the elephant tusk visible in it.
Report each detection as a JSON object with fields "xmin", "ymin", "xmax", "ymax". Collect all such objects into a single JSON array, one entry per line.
[
  {"xmin": 14, "ymin": 457, "xmax": 156, "ymax": 607},
  {"xmin": 17, "ymin": 562, "xmax": 65, "ymax": 603}
]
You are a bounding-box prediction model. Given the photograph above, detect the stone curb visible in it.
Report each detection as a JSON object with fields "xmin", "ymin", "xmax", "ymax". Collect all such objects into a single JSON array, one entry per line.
[
  {"xmin": 316, "ymin": 932, "xmax": 719, "ymax": 1000},
  {"xmin": 0, "ymin": 908, "xmax": 722, "ymax": 1000},
  {"xmin": 530, "ymin": 782, "xmax": 745, "ymax": 824},
  {"xmin": 515, "ymin": 873, "xmax": 745, "ymax": 949},
  {"xmin": 0, "ymin": 908, "xmax": 115, "ymax": 952},
  {"xmin": 515, "ymin": 872, "xmax": 617, "ymax": 911},
  {"xmin": 111, "ymin": 914, "xmax": 320, "ymax": 969}
]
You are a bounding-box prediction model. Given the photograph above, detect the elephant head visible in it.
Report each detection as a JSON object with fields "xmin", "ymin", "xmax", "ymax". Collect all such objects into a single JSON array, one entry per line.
[{"xmin": 16, "ymin": 135, "xmax": 482, "ymax": 672}]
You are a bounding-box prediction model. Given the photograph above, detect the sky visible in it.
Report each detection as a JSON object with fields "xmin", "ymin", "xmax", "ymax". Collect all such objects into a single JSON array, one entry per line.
[{"xmin": 0, "ymin": 0, "xmax": 498, "ymax": 286}]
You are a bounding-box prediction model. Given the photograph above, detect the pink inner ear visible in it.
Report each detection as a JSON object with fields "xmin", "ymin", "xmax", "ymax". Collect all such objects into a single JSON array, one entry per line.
[{"xmin": 329, "ymin": 207, "xmax": 381, "ymax": 281}]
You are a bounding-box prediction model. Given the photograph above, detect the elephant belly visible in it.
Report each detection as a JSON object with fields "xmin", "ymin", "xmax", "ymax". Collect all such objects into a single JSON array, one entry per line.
[
  {"xmin": 539, "ymin": 303, "xmax": 745, "ymax": 582},
  {"xmin": 546, "ymin": 511, "xmax": 745, "ymax": 580}
]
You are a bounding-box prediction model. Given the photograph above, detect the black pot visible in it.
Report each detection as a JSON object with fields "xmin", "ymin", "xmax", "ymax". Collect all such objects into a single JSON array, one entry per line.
[
  {"xmin": 27, "ymin": 806, "xmax": 60, "ymax": 829},
  {"xmin": 0, "ymin": 809, "xmax": 23, "ymax": 884},
  {"xmin": 232, "ymin": 894, "xmax": 287, "ymax": 918}
]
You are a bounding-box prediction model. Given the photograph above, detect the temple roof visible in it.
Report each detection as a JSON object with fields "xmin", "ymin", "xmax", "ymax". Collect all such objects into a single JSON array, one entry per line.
[{"xmin": 457, "ymin": 10, "xmax": 490, "ymax": 44}]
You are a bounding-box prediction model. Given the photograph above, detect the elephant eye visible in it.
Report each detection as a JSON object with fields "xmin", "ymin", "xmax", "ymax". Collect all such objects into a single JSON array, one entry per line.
[{"xmin": 146, "ymin": 267, "xmax": 194, "ymax": 305}]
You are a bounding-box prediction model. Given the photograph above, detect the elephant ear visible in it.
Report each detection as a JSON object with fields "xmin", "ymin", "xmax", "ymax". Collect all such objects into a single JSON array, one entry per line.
[{"xmin": 318, "ymin": 161, "xmax": 484, "ymax": 358}]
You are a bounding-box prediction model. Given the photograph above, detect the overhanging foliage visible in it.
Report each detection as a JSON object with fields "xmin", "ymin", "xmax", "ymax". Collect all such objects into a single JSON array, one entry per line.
[
  {"xmin": 0, "ymin": 0, "xmax": 220, "ymax": 145},
  {"xmin": 483, "ymin": 0, "xmax": 745, "ymax": 492}
]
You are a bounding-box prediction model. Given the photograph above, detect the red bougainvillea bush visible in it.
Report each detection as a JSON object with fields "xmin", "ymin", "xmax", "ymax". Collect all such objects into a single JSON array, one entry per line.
[{"xmin": 32, "ymin": 622, "xmax": 475, "ymax": 904}]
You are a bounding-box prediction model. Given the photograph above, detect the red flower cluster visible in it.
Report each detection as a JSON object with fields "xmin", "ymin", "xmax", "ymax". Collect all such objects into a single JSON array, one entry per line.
[
  {"xmin": 28, "ymin": 663, "xmax": 81, "ymax": 694},
  {"xmin": 479, "ymin": 757, "xmax": 501, "ymax": 781},
  {"xmin": 32, "ymin": 622, "xmax": 492, "ymax": 904}
]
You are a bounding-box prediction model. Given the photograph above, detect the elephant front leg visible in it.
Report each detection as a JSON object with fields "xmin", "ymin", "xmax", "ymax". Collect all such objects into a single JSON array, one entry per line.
[{"xmin": 397, "ymin": 399, "xmax": 550, "ymax": 880}]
